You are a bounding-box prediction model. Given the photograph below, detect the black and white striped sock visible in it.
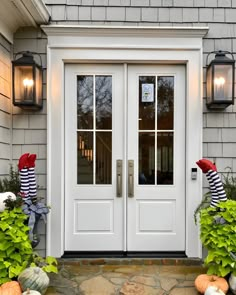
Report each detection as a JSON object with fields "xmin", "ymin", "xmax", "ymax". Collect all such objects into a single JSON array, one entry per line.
[
  {"xmin": 28, "ymin": 167, "xmax": 37, "ymax": 203},
  {"xmin": 19, "ymin": 168, "xmax": 30, "ymax": 200}
]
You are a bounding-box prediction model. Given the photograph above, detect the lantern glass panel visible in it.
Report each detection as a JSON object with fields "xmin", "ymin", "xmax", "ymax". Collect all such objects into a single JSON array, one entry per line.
[
  {"xmin": 14, "ymin": 65, "xmax": 34, "ymax": 103},
  {"xmin": 214, "ymin": 64, "xmax": 232, "ymax": 101},
  {"xmin": 35, "ymin": 66, "xmax": 42, "ymax": 106}
]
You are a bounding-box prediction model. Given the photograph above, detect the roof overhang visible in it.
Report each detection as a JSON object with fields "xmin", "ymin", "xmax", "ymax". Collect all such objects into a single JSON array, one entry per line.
[{"xmin": 0, "ymin": 0, "xmax": 50, "ymax": 43}]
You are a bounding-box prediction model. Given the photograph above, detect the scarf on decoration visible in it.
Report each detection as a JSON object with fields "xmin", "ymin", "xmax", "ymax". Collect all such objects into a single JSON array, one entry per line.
[{"xmin": 22, "ymin": 199, "xmax": 49, "ymax": 241}]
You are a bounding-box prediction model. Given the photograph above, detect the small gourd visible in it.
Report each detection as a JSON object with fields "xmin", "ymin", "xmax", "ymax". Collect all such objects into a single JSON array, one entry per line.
[
  {"xmin": 229, "ymin": 273, "xmax": 236, "ymax": 294},
  {"xmin": 195, "ymin": 274, "xmax": 229, "ymax": 294},
  {"xmin": 22, "ymin": 288, "xmax": 41, "ymax": 295},
  {"xmin": 204, "ymin": 286, "xmax": 225, "ymax": 295},
  {"xmin": 0, "ymin": 192, "xmax": 16, "ymax": 212},
  {"xmin": 0, "ymin": 281, "xmax": 22, "ymax": 295},
  {"xmin": 18, "ymin": 267, "xmax": 49, "ymax": 295}
]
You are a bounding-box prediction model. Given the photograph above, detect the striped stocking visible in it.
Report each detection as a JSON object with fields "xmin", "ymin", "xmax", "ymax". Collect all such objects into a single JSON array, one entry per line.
[
  {"xmin": 28, "ymin": 154, "xmax": 37, "ymax": 203},
  {"xmin": 207, "ymin": 170, "xmax": 227, "ymax": 202},
  {"xmin": 19, "ymin": 168, "xmax": 30, "ymax": 200},
  {"xmin": 206, "ymin": 170, "xmax": 220, "ymax": 207}
]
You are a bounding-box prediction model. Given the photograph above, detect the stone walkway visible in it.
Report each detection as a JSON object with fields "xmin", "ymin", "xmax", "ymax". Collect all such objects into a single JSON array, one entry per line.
[{"xmin": 44, "ymin": 258, "xmax": 212, "ymax": 295}]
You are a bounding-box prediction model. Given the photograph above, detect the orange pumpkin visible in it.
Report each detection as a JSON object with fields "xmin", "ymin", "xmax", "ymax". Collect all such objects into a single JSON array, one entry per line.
[
  {"xmin": 0, "ymin": 281, "xmax": 22, "ymax": 295},
  {"xmin": 195, "ymin": 274, "xmax": 229, "ymax": 294}
]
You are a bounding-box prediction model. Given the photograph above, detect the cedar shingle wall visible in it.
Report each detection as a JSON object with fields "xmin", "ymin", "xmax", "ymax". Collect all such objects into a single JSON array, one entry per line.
[{"xmin": 0, "ymin": 35, "xmax": 11, "ymax": 177}]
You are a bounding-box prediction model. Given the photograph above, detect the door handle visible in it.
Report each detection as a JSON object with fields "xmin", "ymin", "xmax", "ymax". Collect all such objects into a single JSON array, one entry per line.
[
  {"xmin": 116, "ymin": 160, "xmax": 122, "ymax": 197},
  {"xmin": 128, "ymin": 160, "xmax": 134, "ymax": 198}
]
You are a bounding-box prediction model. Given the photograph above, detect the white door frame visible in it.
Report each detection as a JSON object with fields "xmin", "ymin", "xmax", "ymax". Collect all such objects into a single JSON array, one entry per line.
[{"xmin": 42, "ymin": 25, "xmax": 208, "ymax": 258}]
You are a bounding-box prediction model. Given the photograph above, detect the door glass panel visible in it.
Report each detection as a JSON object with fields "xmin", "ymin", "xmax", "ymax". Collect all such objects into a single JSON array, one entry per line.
[
  {"xmin": 157, "ymin": 76, "xmax": 174, "ymax": 130},
  {"xmin": 139, "ymin": 132, "xmax": 155, "ymax": 185},
  {"xmin": 139, "ymin": 76, "xmax": 155, "ymax": 130},
  {"xmin": 138, "ymin": 75, "xmax": 175, "ymax": 186},
  {"xmin": 96, "ymin": 132, "xmax": 112, "ymax": 184},
  {"xmin": 77, "ymin": 75, "xmax": 112, "ymax": 185},
  {"xmin": 77, "ymin": 76, "xmax": 93, "ymax": 129},
  {"xmin": 77, "ymin": 131, "xmax": 93, "ymax": 184},
  {"xmin": 157, "ymin": 132, "xmax": 173, "ymax": 185},
  {"xmin": 96, "ymin": 76, "xmax": 112, "ymax": 129}
]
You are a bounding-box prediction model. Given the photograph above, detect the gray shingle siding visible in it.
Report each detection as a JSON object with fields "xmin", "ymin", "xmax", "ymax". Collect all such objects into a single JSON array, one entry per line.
[{"xmin": 0, "ymin": 35, "xmax": 12, "ymax": 177}]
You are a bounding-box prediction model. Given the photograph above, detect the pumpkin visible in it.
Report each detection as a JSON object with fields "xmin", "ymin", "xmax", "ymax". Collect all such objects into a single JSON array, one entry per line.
[
  {"xmin": 195, "ymin": 274, "xmax": 229, "ymax": 294},
  {"xmin": 205, "ymin": 286, "xmax": 225, "ymax": 295},
  {"xmin": 229, "ymin": 273, "xmax": 236, "ymax": 294},
  {"xmin": 22, "ymin": 288, "xmax": 41, "ymax": 295},
  {"xmin": 0, "ymin": 281, "xmax": 21, "ymax": 295},
  {"xmin": 0, "ymin": 192, "xmax": 16, "ymax": 212},
  {"xmin": 18, "ymin": 267, "xmax": 49, "ymax": 295}
]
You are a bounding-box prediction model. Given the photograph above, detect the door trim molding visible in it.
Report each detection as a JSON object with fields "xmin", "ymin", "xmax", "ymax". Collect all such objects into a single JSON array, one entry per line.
[{"xmin": 43, "ymin": 25, "xmax": 208, "ymax": 258}]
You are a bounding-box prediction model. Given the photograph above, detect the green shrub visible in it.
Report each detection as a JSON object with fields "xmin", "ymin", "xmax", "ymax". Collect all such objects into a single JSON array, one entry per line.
[
  {"xmin": 0, "ymin": 165, "xmax": 20, "ymax": 195},
  {"xmin": 200, "ymin": 200, "xmax": 236, "ymax": 277},
  {"xmin": 0, "ymin": 207, "xmax": 33, "ymax": 284}
]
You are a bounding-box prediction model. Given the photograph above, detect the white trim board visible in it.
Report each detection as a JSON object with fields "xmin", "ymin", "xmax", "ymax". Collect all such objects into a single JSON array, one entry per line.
[{"xmin": 42, "ymin": 25, "xmax": 208, "ymax": 258}]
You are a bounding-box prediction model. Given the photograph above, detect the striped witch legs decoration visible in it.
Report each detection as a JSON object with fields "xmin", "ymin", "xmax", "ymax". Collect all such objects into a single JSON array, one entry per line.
[{"xmin": 18, "ymin": 153, "xmax": 37, "ymax": 203}]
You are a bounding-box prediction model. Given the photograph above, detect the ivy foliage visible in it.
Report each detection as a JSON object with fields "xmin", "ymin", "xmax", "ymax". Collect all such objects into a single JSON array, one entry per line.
[
  {"xmin": 0, "ymin": 207, "xmax": 33, "ymax": 284},
  {"xmin": 200, "ymin": 200, "xmax": 236, "ymax": 277}
]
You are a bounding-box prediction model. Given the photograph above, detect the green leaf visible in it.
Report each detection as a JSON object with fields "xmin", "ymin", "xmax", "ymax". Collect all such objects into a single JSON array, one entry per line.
[
  {"xmin": 0, "ymin": 241, "xmax": 11, "ymax": 251},
  {"xmin": 46, "ymin": 256, "xmax": 58, "ymax": 265},
  {"xmin": 11, "ymin": 253, "xmax": 22, "ymax": 263},
  {"xmin": 9, "ymin": 264, "xmax": 23, "ymax": 278},
  {"xmin": 42, "ymin": 264, "xmax": 58, "ymax": 274}
]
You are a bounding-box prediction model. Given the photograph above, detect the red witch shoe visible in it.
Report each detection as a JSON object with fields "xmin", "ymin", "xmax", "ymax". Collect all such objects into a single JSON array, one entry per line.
[
  {"xmin": 196, "ymin": 159, "xmax": 217, "ymax": 173},
  {"xmin": 18, "ymin": 153, "xmax": 30, "ymax": 170},
  {"xmin": 28, "ymin": 154, "xmax": 37, "ymax": 168}
]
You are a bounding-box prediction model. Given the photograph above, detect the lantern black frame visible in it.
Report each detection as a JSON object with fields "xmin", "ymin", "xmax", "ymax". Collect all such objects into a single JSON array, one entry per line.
[
  {"xmin": 206, "ymin": 50, "xmax": 235, "ymax": 110},
  {"xmin": 12, "ymin": 51, "xmax": 43, "ymax": 110}
]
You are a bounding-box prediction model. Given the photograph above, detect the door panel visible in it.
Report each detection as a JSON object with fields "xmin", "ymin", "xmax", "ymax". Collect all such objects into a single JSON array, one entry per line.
[
  {"xmin": 65, "ymin": 64, "xmax": 124, "ymax": 251},
  {"xmin": 127, "ymin": 65, "xmax": 185, "ymax": 251},
  {"xmin": 65, "ymin": 64, "xmax": 186, "ymax": 252}
]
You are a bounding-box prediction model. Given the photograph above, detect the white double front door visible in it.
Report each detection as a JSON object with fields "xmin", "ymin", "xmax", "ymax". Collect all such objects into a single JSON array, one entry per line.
[{"xmin": 65, "ymin": 64, "xmax": 186, "ymax": 252}]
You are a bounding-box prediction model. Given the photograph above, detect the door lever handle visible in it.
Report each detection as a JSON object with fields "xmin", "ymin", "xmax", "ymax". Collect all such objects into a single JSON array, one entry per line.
[
  {"xmin": 116, "ymin": 160, "xmax": 122, "ymax": 197},
  {"xmin": 128, "ymin": 160, "xmax": 134, "ymax": 197}
]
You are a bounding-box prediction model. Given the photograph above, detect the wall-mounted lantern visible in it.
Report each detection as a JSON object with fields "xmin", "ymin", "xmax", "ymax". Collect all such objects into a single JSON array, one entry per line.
[
  {"xmin": 206, "ymin": 50, "xmax": 235, "ymax": 109},
  {"xmin": 12, "ymin": 51, "xmax": 43, "ymax": 110}
]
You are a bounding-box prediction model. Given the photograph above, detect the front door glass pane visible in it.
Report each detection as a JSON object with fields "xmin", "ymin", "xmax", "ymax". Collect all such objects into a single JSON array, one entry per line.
[
  {"xmin": 157, "ymin": 132, "xmax": 173, "ymax": 184},
  {"xmin": 96, "ymin": 76, "xmax": 112, "ymax": 129},
  {"xmin": 138, "ymin": 75, "xmax": 174, "ymax": 185},
  {"xmin": 139, "ymin": 133, "xmax": 155, "ymax": 185},
  {"xmin": 157, "ymin": 76, "xmax": 174, "ymax": 130},
  {"xmin": 139, "ymin": 76, "xmax": 155, "ymax": 130},
  {"xmin": 77, "ymin": 75, "xmax": 112, "ymax": 185},
  {"xmin": 77, "ymin": 76, "xmax": 93, "ymax": 129},
  {"xmin": 77, "ymin": 132, "xmax": 93, "ymax": 184}
]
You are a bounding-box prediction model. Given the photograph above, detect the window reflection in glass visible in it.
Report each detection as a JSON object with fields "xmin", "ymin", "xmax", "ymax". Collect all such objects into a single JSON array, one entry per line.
[
  {"xmin": 77, "ymin": 76, "xmax": 93, "ymax": 129},
  {"xmin": 96, "ymin": 76, "xmax": 112, "ymax": 129},
  {"xmin": 157, "ymin": 76, "xmax": 174, "ymax": 130},
  {"xmin": 139, "ymin": 132, "xmax": 155, "ymax": 185},
  {"xmin": 139, "ymin": 76, "xmax": 155, "ymax": 130},
  {"xmin": 157, "ymin": 132, "xmax": 173, "ymax": 185},
  {"xmin": 96, "ymin": 132, "xmax": 112, "ymax": 184},
  {"xmin": 77, "ymin": 132, "xmax": 93, "ymax": 184}
]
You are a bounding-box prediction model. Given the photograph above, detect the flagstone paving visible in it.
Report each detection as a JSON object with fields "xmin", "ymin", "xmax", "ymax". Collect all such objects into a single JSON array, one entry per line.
[
  {"xmin": 44, "ymin": 258, "xmax": 214, "ymax": 295},
  {"xmin": 44, "ymin": 258, "xmax": 236, "ymax": 295}
]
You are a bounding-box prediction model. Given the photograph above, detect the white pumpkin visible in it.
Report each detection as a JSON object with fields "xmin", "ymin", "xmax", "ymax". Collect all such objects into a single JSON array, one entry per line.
[
  {"xmin": 229, "ymin": 273, "xmax": 236, "ymax": 294},
  {"xmin": 0, "ymin": 192, "xmax": 16, "ymax": 212},
  {"xmin": 205, "ymin": 286, "xmax": 225, "ymax": 295},
  {"xmin": 22, "ymin": 289, "xmax": 41, "ymax": 295}
]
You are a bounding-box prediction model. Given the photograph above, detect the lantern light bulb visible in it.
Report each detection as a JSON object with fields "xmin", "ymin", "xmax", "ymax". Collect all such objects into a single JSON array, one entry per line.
[
  {"xmin": 23, "ymin": 78, "xmax": 34, "ymax": 87},
  {"xmin": 214, "ymin": 77, "xmax": 225, "ymax": 86}
]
